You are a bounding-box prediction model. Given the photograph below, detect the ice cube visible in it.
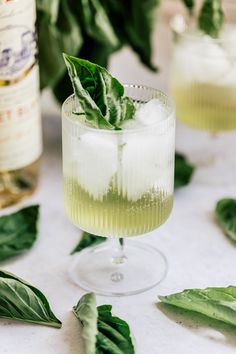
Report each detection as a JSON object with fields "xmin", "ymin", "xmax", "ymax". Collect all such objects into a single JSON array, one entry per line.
[
  {"xmin": 121, "ymin": 126, "xmax": 175, "ymax": 201},
  {"xmin": 175, "ymin": 35, "xmax": 231, "ymax": 85},
  {"xmin": 120, "ymin": 118, "xmax": 145, "ymax": 130},
  {"xmin": 135, "ymin": 99, "xmax": 167, "ymax": 126},
  {"xmin": 76, "ymin": 132, "xmax": 118, "ymax": 199}
]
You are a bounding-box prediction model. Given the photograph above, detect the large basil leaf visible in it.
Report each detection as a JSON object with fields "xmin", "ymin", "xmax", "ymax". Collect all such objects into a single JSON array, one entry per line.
[
  {"xmin": 63, "ymin": 54, "xmax": 135, "ymax": 129},
  {"xmin": 37, "ymin": 0, "xmax": 82, "ymax": 89},
  {"xmin": 101, "ymin": 0, "xmax": 160, "ymax": 71},
  {"xmin": 0, "ymin": 270, "xmax": 61, "ymax": 328},
  {"xmin": 159, "ymin": 286, "xmax": 236, "ymax": 327},
  {"xmin": 198, "ymin": 0, "xmax": 224, "ymax": 38},
  {"xmin": 0, "ymin": 205, "xmax": 39, "ymax": 261},
  {"xmin": 76, "ymin": 0, "xmax": 119, "ymax": 48},
  {"xmin": 36, "ymin": 0, "xmax": 60, "ymax": 23},
  {"xmin": 73, "ymin": 293, "xmax": 135, "ymax": 354},
  {"xmin": 71, "ymin": 232, "xmax": 106, "ymax": 254},
  {"xmin": 215, "ymin": 198, "xmax": 236, "ymax": 242},
  {"xmin": 174, "ymin": 152, "xmax": 194, "ymax": 189}
]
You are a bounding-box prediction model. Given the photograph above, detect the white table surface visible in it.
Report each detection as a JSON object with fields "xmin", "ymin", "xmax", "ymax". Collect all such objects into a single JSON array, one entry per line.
[{"xmin": 1, "ymin": 20, "xmax": 236, "ymax": 354}]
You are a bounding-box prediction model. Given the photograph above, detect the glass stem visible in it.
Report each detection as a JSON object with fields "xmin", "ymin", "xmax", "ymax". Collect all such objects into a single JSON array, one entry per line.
[{"xmin": 112, "ymin": 238, "xmax": 127, "ymax": 265}]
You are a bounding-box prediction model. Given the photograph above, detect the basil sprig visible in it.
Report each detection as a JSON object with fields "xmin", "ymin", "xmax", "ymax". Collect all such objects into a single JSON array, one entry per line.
[
  {"xmin": 0, "ymin": 270, "xmax": 61, "ymax": 328},
  {"xmin": 63, "ymin": 54, "xmax": 135, "ymax": 129},
  {"xmin": 73, "ymin": 293, "xmax": 135, "ymax": 354},
  {"xmin": 0, "ymin": 205, "xmax": 39, "ymax": 261}
]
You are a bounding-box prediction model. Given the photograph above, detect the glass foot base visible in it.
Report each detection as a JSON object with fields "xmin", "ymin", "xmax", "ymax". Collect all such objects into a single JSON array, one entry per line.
[{"xmin": 69, "ymin": 241, "xmax": 168, "ymax": 296}]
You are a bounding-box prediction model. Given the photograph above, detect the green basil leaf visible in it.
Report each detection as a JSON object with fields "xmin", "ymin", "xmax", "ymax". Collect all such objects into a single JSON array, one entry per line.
[
  {"xmin": 174, "ymin": 152, "xmax": 194, "ymax": 189},
  {"xmin": 215, "ymin": 198, "xmax": 236, "ymax": 242},
  {"xmin": 53, "ymin": 35, "xmax": 112, "ymax": 103},
  {"xmin": 77, "ymin": 0, "xmax": 119, "ymax": 48},
  {"xmin": 71, "ymin": 232, "xmax": 106, "ymax": 254},
  {"xmin": 198, "ymin": 0, "xmax": 224, "ymax": 38},
  {"xmin": 96, "ymin": 305, "xmax": 135, "ymax": 354},
  {"xmin": 73, "ymin": 293, "xmax": 135, "ymax": 354},
  {"xmin": 36, "ymin": 0, "xmax": 60, "ymax": 23},
  {"xmin": 159, "ymin": 286, "xmax": 236, "ymax": 327},
  {"xmin": 73, "ymin": 293, "xmax": 98, "ymax": 354},
  {"xmin": 63, "ymin": 54, "xmax": 135, "ymax": 129},
  {"xmin": 37, "ymin": 1, "xmax": 82, "ymax": 89},
  {"xmin": 100, "ymin": 0, "xmax": 160, "ymax": 71},
  {"xmin": 0, "ymin": 270, "xmax": 61, "ymax": 328},
  {"xmin": 181, "ymin": 0, "xmax": 195, "ymax": 13},
  {"xmin": 0, "ymin": 205, "xmax": 39, "ymax": 261}
]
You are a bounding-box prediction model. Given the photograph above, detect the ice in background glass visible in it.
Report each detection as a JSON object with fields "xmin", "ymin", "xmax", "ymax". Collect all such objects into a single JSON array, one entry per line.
[
  {"xmin": 170, "ymin": 6, "xmax": 236, "ymax": 132},
  {"xmin": 62, "ymin": 85, "xmax": 175, "ymax": 296}
]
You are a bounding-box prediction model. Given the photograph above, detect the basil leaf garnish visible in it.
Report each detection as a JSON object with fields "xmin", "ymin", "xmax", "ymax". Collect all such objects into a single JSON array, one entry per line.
[
  {"xmin": 174, "ymin": 152, "xmax": 194, "ymax": 189},
  {"xmin": 0, "ymin": 205, "xmax": 39, "ymax": 261},
  {"xmin": 159, "ymin": 286, "xmax": 236, "ymax": 327},
  {"xmin": 0, "ymin": 270, "xmax": 61, "ymax": 328},
  {"xmin": 63, "ymin": 54, "xmax": 135, "ymax": 129},
  {"xmin": 215, "ymin": 198, "xmax": 236, "ymax": 242},
  {"xmin": 71, "ymin": 232, "xmax": 106, "ymax": 255},
  {"xmin": 73, "ymin": 293, "xmax": 135, "ymax": 354},
  {"xmin": 198, "ymin": 0, "xmax": 224, "ymax": 38}
]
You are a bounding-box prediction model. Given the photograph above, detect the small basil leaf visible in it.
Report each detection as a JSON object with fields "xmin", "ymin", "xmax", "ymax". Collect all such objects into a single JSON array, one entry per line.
[
  {"xmin": 71, "ymin": 232, "xmax": 106, "ymax": 254},
  {"xmin": 0, "ymin": 205, "xmax": 39, "ymax": 261},
  {"xmin": 73, "ymin": 293, "xmax": 135, "ymax": 354},
  {"xmin": 63, "ymin": 54, "xmax": 135, "ymax": 129},
  {"xmin": 0, "ymin": 270, "xmax": 61, "ymax": 328},
  {"xmin": 215, "ymin": 198, "xmax": 236, "ymax": 242},
  {"xmin": 174, "ymin": 152, "xmax": 194, "ymax": 189},
  {"xmin": 159, "ymin": 286, "xmax": 236, "ymax": 327},
  {"xmin": 198, "ymin": 0, "xmax": 224, "ymax": 38}
]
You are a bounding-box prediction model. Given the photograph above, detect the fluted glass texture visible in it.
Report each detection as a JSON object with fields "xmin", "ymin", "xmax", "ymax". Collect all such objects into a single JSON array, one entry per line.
[
  {"xmin": 171, "ymin": 15, "xmax": 236, "ymax": 132},
  {"xmin": 62, "ymin": 86, "xmax": 175, "ymax": 237}
]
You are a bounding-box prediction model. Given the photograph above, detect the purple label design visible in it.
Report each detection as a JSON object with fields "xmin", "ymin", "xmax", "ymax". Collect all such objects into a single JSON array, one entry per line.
[{"xmin": 0, "ymin": 25, "xmax": 37, "ymax": 77}]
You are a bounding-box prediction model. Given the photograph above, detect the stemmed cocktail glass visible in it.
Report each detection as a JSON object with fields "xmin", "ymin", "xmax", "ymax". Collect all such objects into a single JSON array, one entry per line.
[{"xmin": 62, "ymin": 85, "xmax": 175, "ymax": 296}]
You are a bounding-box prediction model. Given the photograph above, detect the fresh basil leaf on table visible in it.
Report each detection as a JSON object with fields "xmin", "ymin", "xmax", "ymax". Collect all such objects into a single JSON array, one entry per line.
[
  {"xmin": 63, "ymin": 54, "xmax": 135, "ymax": 129},
  {"xmin": 159, "ymin": 286, "xmax": 236, "ymax": 327},
  {"xmin": 174, "ymin": 152, "xmax": 194, "ymax": 189},
  {"xmin": 198, "ymin": 0, "xmax": 224, "ymax": 38},
  {"xmin": 71, "ymin": 232, "xmax": 106, "ymax": 254},
  {"xmin": 73, "ymin": 292, "xmax": 135, "ymax": 354},
  {"xmin": 0, "ymin": 205, "xmax": 39, "ymax": 261},
  {"xmin": 215, "ymin": 198, "xmax": 236, "ymax": 242},
  {"xmin": 0, "ymin": 270, "xmax": 61, "ymax": 328}
]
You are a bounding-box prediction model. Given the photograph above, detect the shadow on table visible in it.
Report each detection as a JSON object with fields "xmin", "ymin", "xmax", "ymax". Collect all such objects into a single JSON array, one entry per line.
[{"xmin": 157, "ymin": 302, "xmax": 236, "ymax": 347}]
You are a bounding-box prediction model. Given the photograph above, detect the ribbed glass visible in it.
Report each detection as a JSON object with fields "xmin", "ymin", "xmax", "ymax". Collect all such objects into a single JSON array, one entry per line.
[
  {"xmin": 170, "ymin": 6, "xmax": 236, "ymax": 132},
  {"xmin": 62, "ymin": 85, "xmax": 175, "ymax": 238}
]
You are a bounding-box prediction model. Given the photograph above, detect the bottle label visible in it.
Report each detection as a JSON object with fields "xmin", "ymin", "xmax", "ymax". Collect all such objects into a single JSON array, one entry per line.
[{"xmin": 0, "ymin": 0, "xmax": 42, "ymax": 171}]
